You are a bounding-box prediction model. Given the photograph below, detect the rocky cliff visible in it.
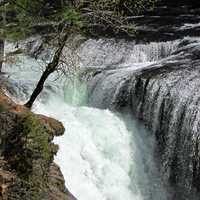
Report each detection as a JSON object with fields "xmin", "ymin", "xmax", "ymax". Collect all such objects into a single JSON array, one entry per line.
[{"xmin": 0, "ymin": 90, "xmax": 76, "ymax": 200}]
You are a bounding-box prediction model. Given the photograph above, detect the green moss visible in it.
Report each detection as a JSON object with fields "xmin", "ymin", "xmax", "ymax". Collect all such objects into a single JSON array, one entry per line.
[
  {"xmin": 20, "ymin": 113, "xmax": 52, "ymax": 164},
  {"xmin": 7, "ymin": 112, "xmax": 55, "ymax": 199},
  {"xmin": 10, "ymin": 113, "xmax": 51, "ymax": 175},
  {"xmin": 0, "ymin": 104, "xmax": 6, "ymax": 112}
]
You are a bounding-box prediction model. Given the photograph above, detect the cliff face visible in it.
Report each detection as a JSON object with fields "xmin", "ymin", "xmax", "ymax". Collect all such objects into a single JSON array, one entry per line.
[{"xmin": 0, "ymin": 91, "xmax": 76, "ymax": 200}]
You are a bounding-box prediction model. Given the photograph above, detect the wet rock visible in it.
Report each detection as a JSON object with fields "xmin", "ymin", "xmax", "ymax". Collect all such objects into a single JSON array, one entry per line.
[
  {"xmin": 47, "ymin": 163, "xmax": 77, "ymax": 200},
  {"xmin": 0, "ymin": 158, "xmax": 16, "ymax": 200}
]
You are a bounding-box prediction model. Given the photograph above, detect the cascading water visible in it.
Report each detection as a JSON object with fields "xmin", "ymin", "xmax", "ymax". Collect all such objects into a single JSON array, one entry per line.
[
  {"xmin": 77, "ymin": 38, "xmax": 179, "ymax": 68},
  {"xmin": 2, "ymin": 39, "xmax": 176, "ymax": 200},
  {"xmin": 83, "ymin": 37, "xmax": 200, "ymax": 199}
]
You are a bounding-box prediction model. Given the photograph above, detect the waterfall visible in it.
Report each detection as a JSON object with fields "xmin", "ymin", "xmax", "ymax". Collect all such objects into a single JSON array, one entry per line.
[
  {"xmin": 34, "ymin": 96, "xmax": 168, "ymax": 200},
  {"xmin": 86, "ymin": 37, "xmax": 200, "ymax": 199},
  {"xmin": 2, "ymin": 40, "xmax": 170, "ymax": 200},
  {"xmin": 77, "ymin": 39, "xmax": 179, "ymax": 68}
]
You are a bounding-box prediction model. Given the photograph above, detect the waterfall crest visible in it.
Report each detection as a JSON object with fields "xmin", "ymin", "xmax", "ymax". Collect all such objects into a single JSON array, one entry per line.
[{"xmin": 77, "ymin": 39, "xmax": 179, "ymax": 68}]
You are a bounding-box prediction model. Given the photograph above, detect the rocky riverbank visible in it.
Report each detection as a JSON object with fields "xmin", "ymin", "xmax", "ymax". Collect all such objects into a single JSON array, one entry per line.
[{"xmin": 0, "ymin": 90, "xmax": 76, "ymax": 200}]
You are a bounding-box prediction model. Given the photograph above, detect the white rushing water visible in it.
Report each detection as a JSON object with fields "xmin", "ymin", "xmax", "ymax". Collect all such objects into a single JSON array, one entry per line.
[
  {"xmin": 2, "ymin": 39, "xmax": 172, "ymax": 200},
  {"xmin": 35, "ymin": 96, "xmax": 143, "ymax": 200},
  {"xmin": 76, "ymin": 38, "xmax": 179, "ymax": 68},
  {"xmin": 32, "ymin": 79, "xmax": 168, "ymax": 200}
]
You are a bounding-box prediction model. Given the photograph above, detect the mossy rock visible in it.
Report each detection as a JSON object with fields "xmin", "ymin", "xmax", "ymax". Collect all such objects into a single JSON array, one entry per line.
[
  {"xmin": 0, "ymin": 92, "xmax": 68, "ymax": 200},
  {"xmin": 1, "ymin": 112, "xmax": 57, "ymax": 200},
  {"xmin": 0, "ymin": 104, "xmax": 6, "ymax": 112}
]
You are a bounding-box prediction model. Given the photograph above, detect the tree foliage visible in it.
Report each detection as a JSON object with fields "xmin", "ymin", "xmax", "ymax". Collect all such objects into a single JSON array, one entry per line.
[
  {"xmin": 0, "ymin": 0, "xmax": 71, "ymax": 40},
  {"xmin": 0, "ymin": 0, "xmax": 158, "ymax": 40},
  {"xmin": 76, "ymin": 0, "xmax": 158, "ymax": 36}
]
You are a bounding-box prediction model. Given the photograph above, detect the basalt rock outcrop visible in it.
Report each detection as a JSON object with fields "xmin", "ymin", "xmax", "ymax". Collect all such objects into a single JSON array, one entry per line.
[
  {"xmin": 0, "ymin": 91, "xmax": 76, "ymax": 200},
  {"xmin": 87, "ymin": 37, "xmax": 200, "ymax": 199}
]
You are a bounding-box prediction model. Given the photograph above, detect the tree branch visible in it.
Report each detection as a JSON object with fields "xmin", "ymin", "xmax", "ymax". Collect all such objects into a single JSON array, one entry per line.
[{"xmin": 24, "ymin": 30, "xmax": 70, "ymax": 108}]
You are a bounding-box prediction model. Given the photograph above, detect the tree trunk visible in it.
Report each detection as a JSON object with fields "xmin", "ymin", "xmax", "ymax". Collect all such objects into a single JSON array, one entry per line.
[
  {"xmin": 0, "ymin": 2, "xmax": 6, "ymax": 73},
  {"xmin": 24, "ymin": 32, "xmax": 69, "ymax": 108},
  {"xmin": 0, "ymin": 39, "xmax": 4, "ymax": 72},
  {"xmin": 61, "ymin": 0, "xmax": 64, "ymax": 7}
]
